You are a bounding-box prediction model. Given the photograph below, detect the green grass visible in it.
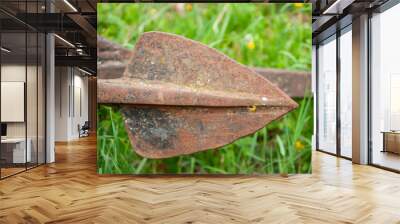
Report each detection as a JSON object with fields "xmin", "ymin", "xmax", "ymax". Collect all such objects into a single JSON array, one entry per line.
[
  {"xmin": 98, "ymin": 3, "xmax": 311, "ymax": 70},
  {"xmin": 97, "ymin": 3, "xmax": 313, "ymax": 174}
]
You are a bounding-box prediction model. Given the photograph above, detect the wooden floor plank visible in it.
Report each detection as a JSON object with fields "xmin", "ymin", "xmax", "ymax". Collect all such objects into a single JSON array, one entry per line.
[{"xmin": 0, "ymin": 135, "xmax": 400, "ymax": 223}]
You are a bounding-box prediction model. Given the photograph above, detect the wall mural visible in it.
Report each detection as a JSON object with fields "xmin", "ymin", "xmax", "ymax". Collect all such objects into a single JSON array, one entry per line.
[{"xmin": 97, "ymin": 3, "xmax": 312, "ymax": 174}]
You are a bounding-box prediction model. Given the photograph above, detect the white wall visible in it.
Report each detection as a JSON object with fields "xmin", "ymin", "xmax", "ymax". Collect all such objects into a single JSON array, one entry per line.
[
  {"xmin": 1, "ymin": 65, "xmax": 25, "ymax": 135},
  {"xmin": 1, "ymin": 63, "xmax": 46, "ymax": 164},
  {"xmin": 55, "ymin": 66, "xmax": 70, "ymax": 141},
  {"xmin": 70, "ymin": 73, "xmax": 89, "ymax": 139},
  {"xmin": 55, "ymin": 67, "xmax": 89, "ymax": 141},
  {"xmin": 1, "ymin": 65, "xmax": 37, "ymax": 138}
]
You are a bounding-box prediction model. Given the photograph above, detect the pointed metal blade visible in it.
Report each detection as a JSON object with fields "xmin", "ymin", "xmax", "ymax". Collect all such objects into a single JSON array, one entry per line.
[
  {"xmin": 98, "ymin": 32, "xmax": 298, "ymax": 158},
  {"xmin": 121, "ymin": 105, "xmax": 294, "ymax": 158}
]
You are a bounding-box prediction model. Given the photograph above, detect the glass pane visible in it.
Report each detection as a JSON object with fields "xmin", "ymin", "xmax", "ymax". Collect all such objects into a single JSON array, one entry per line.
[
  {"xmin": 340, "ymin": 29, "xmax": 352, "ymax": 158},
  {"xmin": 26, "ymin": 0, "xmax": 39, "ymax": 169},
  {"xmin": 38, "ymin": 32, "xmax": 45, "ymax": 165},
  {"xmin": 318, "ymin": 37, "xmax": 337, "ymax": 154},
  {"xmin": 371, "ymin": 5, "xmax": 400, "ymax": 171},
  {"xmin": 0, "ymin": 0, "xmax": 46, "ymax": 178},
  {"xmin": 1, "ymin": 31, "xmax": 27, "ymax": 177},
  {"xmin": 27, "ymin": 31, "xmax": 38, "ymax": 169}
]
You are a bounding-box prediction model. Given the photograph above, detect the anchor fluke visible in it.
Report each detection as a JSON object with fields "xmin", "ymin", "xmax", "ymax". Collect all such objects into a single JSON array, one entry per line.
[{"xmin": 98, "ymin": 32, "xmax": 297, "ymax": 158}]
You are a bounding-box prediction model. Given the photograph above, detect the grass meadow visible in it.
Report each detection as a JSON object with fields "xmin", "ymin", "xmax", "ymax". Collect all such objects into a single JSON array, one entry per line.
[{"xmin": 97, "ymin": 3, "xmax": 313, "ymax": 174}]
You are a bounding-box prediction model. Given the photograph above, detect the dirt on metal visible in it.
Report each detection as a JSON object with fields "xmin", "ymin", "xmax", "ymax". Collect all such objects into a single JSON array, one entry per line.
[{"xmin": 98, "ymin": 32, "xmax": 298, "ymax": 158}]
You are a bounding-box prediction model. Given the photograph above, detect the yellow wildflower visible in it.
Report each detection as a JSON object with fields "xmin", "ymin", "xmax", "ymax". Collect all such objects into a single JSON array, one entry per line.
[
  {"xmin": 294, "ymin": 3, "xmax": 303, "ymax": 8},
  {"xmin": 247, "ymin": 40, "xmax": 255, "ymax": 50},
  {"xmin": 295, "ymin": 140, "xmax": 304, "ymax": 151},
  {"xmin": 185, "ymin": 4, "xmax": 193, "ymax": 12},
  {"xmin": 150, "ymin": 8, "xmax": 157, "ymax": 15},
  {"xmin": 248, "ymin": 105, "xmax": 257, "ymax": 112}
]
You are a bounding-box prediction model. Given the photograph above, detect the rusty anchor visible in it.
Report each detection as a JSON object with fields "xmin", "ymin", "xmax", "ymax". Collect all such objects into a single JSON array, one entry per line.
[{"xmin": 98, "ymin": 32, "xmax": 298, "ymax": 159}]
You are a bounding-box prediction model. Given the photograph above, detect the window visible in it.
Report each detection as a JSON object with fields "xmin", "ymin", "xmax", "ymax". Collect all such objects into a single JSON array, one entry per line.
[
  {"xmin": 317, "ymin": 36, "xmax": 337, "ymax": 154},
  {"xmin": 339, "ymin": 27, "xmax": 352, "ymax": 158},
  {"xmin": 0, "ymin": 1, "xmax": 46, "ymax": 179},
  {"xmin": 370, "ymin": 3, "xmax": 400, "ymax": 171}
]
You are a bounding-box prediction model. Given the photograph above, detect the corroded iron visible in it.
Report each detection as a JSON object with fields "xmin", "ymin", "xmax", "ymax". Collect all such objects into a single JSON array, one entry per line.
[
  {"xmin": 252, "ymin": 68, "xmax": 310, "ymax": 98},
  {"xmin": 98, "ymin": 32, "xmax": 298, "ymax": 158}
]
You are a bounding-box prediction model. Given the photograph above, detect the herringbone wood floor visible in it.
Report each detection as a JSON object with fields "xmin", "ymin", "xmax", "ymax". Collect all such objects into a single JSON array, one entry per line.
[{"xmin": 1, "ymin": 136, "xmax": 400, "ymax": 224}]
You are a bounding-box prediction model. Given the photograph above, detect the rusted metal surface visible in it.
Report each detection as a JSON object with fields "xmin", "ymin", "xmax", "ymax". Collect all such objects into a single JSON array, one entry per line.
[
  {"xmin": 98, "ymin": 32, "xmax": 298, "ymax": 158},
  {"xmin": 252, "ymin": 68, "xmax": 311, "ymax": 98},
  {"xmin": 98, "ymin": 36, "xmax": 310, "ymax": 98},
  {"xmin": 121, "ymin": 105, "xmax": 290, "ymax": 158},
  {"xmin": 98, "ymin": 36, "xmax": 132, "ymax": 79}
]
